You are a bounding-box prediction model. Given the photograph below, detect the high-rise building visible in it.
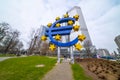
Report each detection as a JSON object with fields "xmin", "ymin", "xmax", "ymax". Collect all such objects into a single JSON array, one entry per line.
[
  {"xmin": 59, "ymin": 6, "xmax": 95, "ymax": 57},
  {"xmin": 114, "ymin": 35, "xmax": 120, "ymax": 49},
  {"xmin": 67, "ymin": 6, "xmax": 93, "ymax": 46},
  {"xmin": 117, "ymin": 48, "xmax": 120, "ymax": 54}
]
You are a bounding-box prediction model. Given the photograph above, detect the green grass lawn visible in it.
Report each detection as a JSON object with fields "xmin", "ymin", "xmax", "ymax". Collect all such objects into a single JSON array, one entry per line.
[
  {"xmin": 0, "ymin": 53, "xmax": 16, "ymax": 57},
  {"xmin": 0, "ymin": 56, "xmax": 56, "ymax": 80},
  {"xmin": 71, "ymin": 63, "xmax": 92, "ymax": 80}
]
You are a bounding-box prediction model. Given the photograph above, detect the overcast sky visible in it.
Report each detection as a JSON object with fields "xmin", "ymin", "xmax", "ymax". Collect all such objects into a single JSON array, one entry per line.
[{"xmin": 0, "ymin": 0, "xmax": 120, "ymax": 53}]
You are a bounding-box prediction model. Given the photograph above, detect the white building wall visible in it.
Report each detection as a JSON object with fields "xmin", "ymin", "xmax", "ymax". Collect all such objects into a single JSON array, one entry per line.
[{"xmin": 67, "ymin": 6, "xmax": 93, "ymax": 46}]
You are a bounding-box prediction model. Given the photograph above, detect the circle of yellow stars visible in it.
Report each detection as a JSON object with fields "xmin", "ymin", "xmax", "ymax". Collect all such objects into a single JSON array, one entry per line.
[{"xmin": 41, "ymin": 13, "xmax": 86, "ymax": 51}]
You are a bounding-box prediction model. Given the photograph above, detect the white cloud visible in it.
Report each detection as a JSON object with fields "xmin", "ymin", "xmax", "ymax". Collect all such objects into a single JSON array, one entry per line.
[
  {"xmin": 78, "ymin": 0, "xmax": 120, "ymax": 21},
  {"xmin": 86, "ymin": 4, "xmax": 120, "ymax": 52},
  {"xmin": 0, "ymin": 0, "xmax": 80, "ymax": 48},
  {"xmin": 0, "ymin": 0, "xmax": 120, "ymax": 52}
]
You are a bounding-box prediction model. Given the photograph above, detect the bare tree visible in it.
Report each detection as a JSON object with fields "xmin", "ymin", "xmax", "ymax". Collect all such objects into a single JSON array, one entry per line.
[
  {"xmin": 17, "ymin": 41, "xmax": 23, "ymax": 50},
  {"xmin": 40, "ymin": 42, "xmax": 49, "ymax": 55},
  {"xmin": 28, "ymin": 28, "xmax": 43, "ymax": 55},
  {"xmin": 0, "ymin": 22, "xmax": 24, "ymax": 54},
  {"xmin": 0, "ymin": 22, "xmax": 9, "ymax": 41},
  {"xmin": 83, "ymin": 40, "xmax": 92, "ymax": 58},
  {"xmin": 28, "ymin": 36, "xmax": 38, "ymax": 55},
  {"xmin": 4, "ymin": 30, "xmax": 20, "ymax": 53}
]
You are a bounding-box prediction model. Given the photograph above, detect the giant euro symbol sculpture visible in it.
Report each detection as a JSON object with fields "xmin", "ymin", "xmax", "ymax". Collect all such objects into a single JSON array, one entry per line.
[{"xmin": 41, "ymin": 14, "xmax": 86, "ymax": 51}]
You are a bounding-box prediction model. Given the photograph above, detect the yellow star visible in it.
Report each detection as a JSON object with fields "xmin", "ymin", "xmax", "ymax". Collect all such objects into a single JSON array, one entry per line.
[
  {"xmin": 73, "ymin": 25, "xmax": 80, "ymax": 31},
  {"xmin": 47, "ymin": 23, "xmax": 52, "ymax": 27},
  {"xmin": 56, "ymin": 23, "xmax": 61, "ymax": 27},
  {"xmin": 64, "ymin": 13, "xmax": 69, "ymax": 18},
  {"xmin": 74, "ymin": 43, "xmax": 83, "ymax": 50},
  {"xmin": 73, "ymin": 14, "xmax": 79, "ymax": 21},
  {"xmin": 55, "ymin": 16, "xmax": 60, "ymax": 21},
  {"xmin": 55, "ymin": 34, "xmax": 61, "ymax": 41},
  {"xmin": 49, "ymin": 44, "xmax": 56, "ymax": 51},
  {"xmin": 68, "ymin": 20, "xmax": 74, "ymax": 25},
  {"xmin": 41, "ymin": 35, "xmax": 47, "ymax": 41},
  {"xmin": 78, "ymin": 34, "xmax": 86, "ymax": 41}
]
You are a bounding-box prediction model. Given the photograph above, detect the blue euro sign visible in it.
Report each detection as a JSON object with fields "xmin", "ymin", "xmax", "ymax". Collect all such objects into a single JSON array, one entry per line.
[{"xmin": 46, "ymin": 17, "xmax": 79, "ymax": 47}]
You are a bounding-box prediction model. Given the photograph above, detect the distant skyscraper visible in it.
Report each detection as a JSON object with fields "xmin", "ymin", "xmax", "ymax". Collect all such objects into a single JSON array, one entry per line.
[
  {"xmin": 114, "ymin": 35, "xmax": 120, "ymax": 49},
  {"xmin": 67, "ymin": 6, "xmax": 93, "ymax": 46}
]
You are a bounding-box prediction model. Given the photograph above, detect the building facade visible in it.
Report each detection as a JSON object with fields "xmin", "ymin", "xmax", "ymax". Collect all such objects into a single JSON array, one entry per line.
[
  {"xmin": 59, "ymin": 6, "xmax": 95, "ymax": 57},
  {"xmin": 117, "ymin": 48, "xmax": 120, "ymax": 54},
  {"xmin": 67, "ymin": 6, "xmax": 93, "ymax": 46},
  {"xmin": 115, "ymin": 35, "xmax": 120, "ymax": 49},
  {"xmin": 97, "ymin": 49, "xmax": 110, "ymax": 57}
]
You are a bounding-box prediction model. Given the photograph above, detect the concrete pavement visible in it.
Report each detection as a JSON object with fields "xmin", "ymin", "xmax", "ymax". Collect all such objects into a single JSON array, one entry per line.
[
  {"xmin": 0, "ymin": 57, "xmax": 12, "ymax": 61},
  {"xmin": 42, "ymin": 59, "xmax": 73, "ymax": 80}
]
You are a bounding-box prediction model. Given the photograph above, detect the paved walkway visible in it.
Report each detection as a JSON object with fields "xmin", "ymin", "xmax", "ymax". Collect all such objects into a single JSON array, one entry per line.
[
  {"xmin": 42, "ymin": 59, "xmax": 73, "ymax": 80},
  {"xmin": 0, "ymin": 55, "xmax": 28, "ymax": 62},
  {"xmin": 0, "ymin": 57, "xmax": 11, "ymax": 61}
]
